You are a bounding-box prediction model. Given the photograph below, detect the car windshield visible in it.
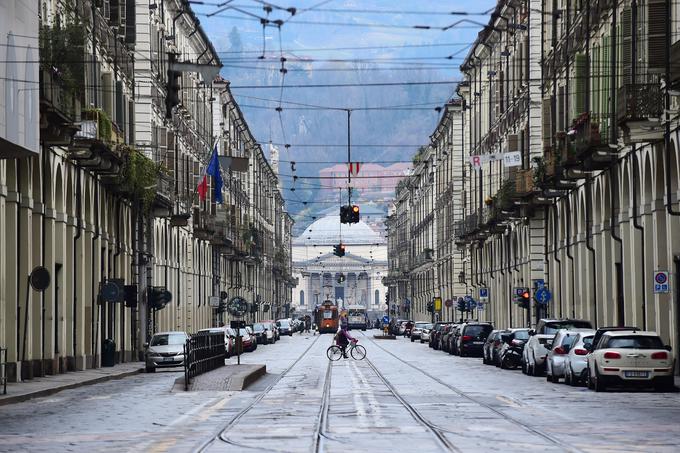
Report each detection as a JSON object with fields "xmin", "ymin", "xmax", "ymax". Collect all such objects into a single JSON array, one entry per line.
[
  {"xmin": 544, "ymin": 321, "xmax": 591, "ymax": 334},
  {"xmin": 415, "ymin": 322, "xmax": 428, "ymax": 328},
  {"xmin": 424, "ymin": 324, "xmax": 433, "ymax": 329},
  {"xmin": 238, "ymin": 328, "xmax": 249, "ymax": 336},
  {"xmin": 150, "ymin": 333, "xmax": 186, "ymax": 346},
  {"xmin": 465, "ymin": 325, "xmax": 492, "ymax": 336},
  {"xmin": 513, "ymin": 330, "xmax": 530, "ymax": 340},
  {"xmin": 348, "ymin": 310, "xmax": 364, "ymax": 316},
  {"xmin": 581, "ymin": 336, "xmax": 594, "ymax": 347},
  {"xmin": 606, "ymin": 336, "xmax": 664, "ymax": 349},
  {"xmin": 253, "ymin": 324, "xmax": 265, "ymax": 332}
]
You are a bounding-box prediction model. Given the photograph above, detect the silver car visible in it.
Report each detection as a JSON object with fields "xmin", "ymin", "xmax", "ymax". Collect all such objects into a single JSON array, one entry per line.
[
  {"xmin": 563, "ymin": 331, "xmax": 596, "ymax": 386},
  {"xmin": 145, "ymin": 331, "xmax": 189, "ymax": 373},
  {"xmin": 546, "ymin": 329, "xmax": 593, "ymax": 383}
]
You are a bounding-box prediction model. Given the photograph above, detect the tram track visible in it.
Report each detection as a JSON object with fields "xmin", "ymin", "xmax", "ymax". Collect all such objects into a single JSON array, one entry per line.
[
  {"xmin": 361, "ymin": 332, "xmax": 586, "ymax": 453},
  {"xmin": 196, "ymin": 333, "xmax": 326, "ymax": 453}
]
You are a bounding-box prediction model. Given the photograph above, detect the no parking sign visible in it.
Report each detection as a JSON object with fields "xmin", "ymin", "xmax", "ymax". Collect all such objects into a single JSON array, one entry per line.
[{"xmin": 653, "ymin": 271, "xmax": 670, "ymax": 294}]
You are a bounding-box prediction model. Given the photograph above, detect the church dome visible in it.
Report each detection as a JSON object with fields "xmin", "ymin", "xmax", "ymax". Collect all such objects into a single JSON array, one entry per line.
[{"xmin": 293, "ymin": 214, "xmax": 385, "ymax": 246}]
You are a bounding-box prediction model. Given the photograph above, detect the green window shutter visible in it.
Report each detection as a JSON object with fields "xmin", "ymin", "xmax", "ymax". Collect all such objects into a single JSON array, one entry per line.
[
  {"xmin": 621, "ymin": 7, "xmax": 633, "ymax": 84},
  {"xmin": 572, "ymin": 53, "xmax": 588, "ymax": 118},
  {"xmin": 602, "ymin": 36, "xmax": 610, "ymax": 117},
  {"xmin": 647, "ymin": 0, "xmax": 668, "ymax": 73}
]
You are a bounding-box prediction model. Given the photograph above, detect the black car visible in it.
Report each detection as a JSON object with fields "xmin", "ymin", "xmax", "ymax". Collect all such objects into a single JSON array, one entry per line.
[{"xmin": 455, "ymin": 322, "xmax": 494, "ymax": 357}]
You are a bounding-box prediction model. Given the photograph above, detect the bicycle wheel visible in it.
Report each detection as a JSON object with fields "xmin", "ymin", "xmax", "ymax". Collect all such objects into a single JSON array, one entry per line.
[
  {"xmin": 350, "ymin": 344, "xmax": 367, "ymax": 360},
  {"xmin": 327, "ymin": 345, "xmax": 343, "ymax": 361}
]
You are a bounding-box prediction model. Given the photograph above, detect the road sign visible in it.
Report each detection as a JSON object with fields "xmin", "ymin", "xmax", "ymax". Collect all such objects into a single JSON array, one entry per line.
[
  {"xmin": 227, "ymin": 296, "xmax": 249, "ymax": 317},
  {"xmin": 653, "ymin": 271, "xmax": 670, "ymax": 294},
  {"xmin": 514, "ymin": 287, "xmax": 527, "ymax": 297},
  {"xmin": 444, "ymin": 299, "xmax": 453, "ymax": 308},
  {"xmin": 479, "ymin": 287, "xmax": 489, "ymax": 301},
  {"xmin": 534, "ymin": 287, "xmax": 552, "ymax": 305},
  {"xmin": 477, "ymin": 302, "xmax": 485, "ymax": 311},
  {"xmin": 382, "ymin": 315, "xmax": 390, "ymax": 324},
  {"xmin": 533, "ymin": 279, "xmax": 545, "ymax": 289},
  {"xmin": 465, "ymin": 296, "xmax": 477, "ymax": 310}
]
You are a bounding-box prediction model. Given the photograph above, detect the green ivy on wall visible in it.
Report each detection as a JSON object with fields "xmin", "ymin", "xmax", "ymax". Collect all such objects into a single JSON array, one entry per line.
[{"xmin": 117, "ymin": 148, "xmax": 162, "ymax": 210}]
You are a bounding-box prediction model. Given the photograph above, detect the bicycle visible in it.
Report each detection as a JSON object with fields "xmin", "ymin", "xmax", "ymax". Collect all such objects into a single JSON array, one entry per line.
[{"xmin": 327, "ymin": 341, "xmax": 366, "ymax": 361}]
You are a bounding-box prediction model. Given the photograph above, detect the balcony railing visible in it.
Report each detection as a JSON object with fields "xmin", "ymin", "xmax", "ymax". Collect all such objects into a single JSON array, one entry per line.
[
  {"xmin": 514, "ymin": 169, "xmax": 535, "ymax": 196},
  {"xmin": 40, "ymin": 68, "xmax": 81, "ymax": 122},
  {"xmin": 565, "ymin": 112, "xmax": 617, "ymax": 170},
  {"xmin": 617, "ymin": 84, "xmax": 664, "ymax": 124}
]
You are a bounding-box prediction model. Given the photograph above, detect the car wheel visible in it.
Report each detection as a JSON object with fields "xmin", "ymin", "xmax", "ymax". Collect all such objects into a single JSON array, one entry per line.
[
  {"xmin": 564, "ymin": 368, "xmax": 572, "ymax": 386},
  {"xmin": 411, "ymin": 337, "xmax": 415, "ymax": 342},
  {"xmin": 654, "ymin": 377, "xmax": 675, "ymax": 392},
  {"xmin": 460, "ymin": 350, "xmax": 466, "ymax": 358},
  {"xmin": 594, "ymin": 367, "xmax": 606, "ymax": 392},
  {"xmin": 146, "ymin": 366, "xmax": 155, "ymax": 373}
]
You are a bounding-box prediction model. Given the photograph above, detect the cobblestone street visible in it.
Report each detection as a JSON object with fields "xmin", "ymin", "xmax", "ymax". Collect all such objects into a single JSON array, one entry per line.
[{"xmin": 2, "ymin": 333, "xmax": 679, "ymax": 452}]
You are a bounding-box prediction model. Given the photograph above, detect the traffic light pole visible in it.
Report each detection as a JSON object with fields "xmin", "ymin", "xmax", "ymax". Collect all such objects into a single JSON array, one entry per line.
[{"xmin": 346, "ymin": 109, "xmax": 352, "ymax": 204}]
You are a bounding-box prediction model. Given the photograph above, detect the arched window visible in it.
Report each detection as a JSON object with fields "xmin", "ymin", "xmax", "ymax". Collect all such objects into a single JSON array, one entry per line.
[
  {"xmin": 299, "ymin": 290, "xmax": 305, "ymax": 306},
  {"xmin": 374, "ymin": 290, "xmax": 379, "ymax": 305}
]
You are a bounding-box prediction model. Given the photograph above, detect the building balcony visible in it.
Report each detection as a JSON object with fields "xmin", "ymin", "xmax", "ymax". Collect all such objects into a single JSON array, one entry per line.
[
  {"xmin": 617, "ymin": 83, "xmax": 665, "ymax": 144},
  {"xmin": 192, "ymin": 208, "xmax": 216, "ymax": 241},
  {"xmin": 69, "ymin": 110, "xmax": 126, "ymax": 175},
  {"xmin": 152, "ymin": 172, "xmax": 175, "ymax": 210},
  {"xmin": 39, "ymin": 68, "xmax": 81, "ymax": 145},
  {"xmin": 514, "ymin": 169, "xmax": 536, "ymax": 197},
  {"xmin": 565, "ymin": 113, "xmax": 618, "ymax": 171}
]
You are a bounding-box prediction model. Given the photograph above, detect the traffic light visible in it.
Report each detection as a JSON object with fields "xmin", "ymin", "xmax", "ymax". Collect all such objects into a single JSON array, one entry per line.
[
  {"xmin": 340, "ymin": 205, "xmax": 360, "ymax": 224},
  {"xmin": 165, "ymin": 53, "xmax": 181, "ymax": 118},
  {"xmin": 149, "ymin": 286, "xmax": 172, "ymax": 310},
  {"xmin": 518, "ymin": 290, "xmax": 531, "ymax": 309},
  {"xmin": 426, "ymin": 301, "xmax": 434, "ymax": 313},
  {"xmin": 350, "ymin": 205, "xmax": 360, "ymax": 223},
  {"xmin": 217, "ymin": 300, "xmax": 227, "ymax": 314},
  {"xmin": 457, "ymin": 298, "xmax": 466, "ymax": 312},
  {"xmin": 333, "ymin": 243, "xmax": 346, "ymax": 257}
]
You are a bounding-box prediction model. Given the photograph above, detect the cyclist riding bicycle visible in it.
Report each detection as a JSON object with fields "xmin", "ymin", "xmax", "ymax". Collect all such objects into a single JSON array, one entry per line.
[{"xmin": 334, "ymin": 326, "xmax": 357, "ymax": 358}]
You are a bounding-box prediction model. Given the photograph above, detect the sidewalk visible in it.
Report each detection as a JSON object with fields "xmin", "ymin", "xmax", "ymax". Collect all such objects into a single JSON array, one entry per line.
[
  {"xmin": 0, "ymin": 362, "xmax": 144, "ymax": 406},
  {"xmin": 174, "ymin": 364, "xmax": 266, "ymax": 392}
]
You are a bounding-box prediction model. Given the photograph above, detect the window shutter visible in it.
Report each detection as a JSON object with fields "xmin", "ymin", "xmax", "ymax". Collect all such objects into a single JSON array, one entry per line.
[
  {"xmin": 542, "ymin": 98, "xmax": 552, "ymax": 145},
  {"xmin": 621, "ymin": 7, "xmax": 633, "ymax": 84},
  {"xmin": 558, "ymin": 86, "xmax": 566, "ymax": 131},
  {"xmin": 572, "ymin": 53, "xmax": 588, "ymax": 118},
  {"xmin": 647, "ymin": 0, "xmax": 668, "ymax": 73},
  {"xmin": 507, "ymin": 134, "xmax": 519, "ymax": 152}
]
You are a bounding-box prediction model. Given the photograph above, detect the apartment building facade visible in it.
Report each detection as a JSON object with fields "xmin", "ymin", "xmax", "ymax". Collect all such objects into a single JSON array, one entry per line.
[
  {"xmin": 393, "ymin": 0, "xmax": 680, "ymax": 364},
  {"xmin": 0, "ymin": 0, "xmax": 292, "ymax": 382}
]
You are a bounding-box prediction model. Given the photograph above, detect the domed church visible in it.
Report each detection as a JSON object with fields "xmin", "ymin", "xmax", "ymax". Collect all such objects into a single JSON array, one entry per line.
[{"xmin": 291, "ymin": 213, "xmax": 387, "ymax": 320}]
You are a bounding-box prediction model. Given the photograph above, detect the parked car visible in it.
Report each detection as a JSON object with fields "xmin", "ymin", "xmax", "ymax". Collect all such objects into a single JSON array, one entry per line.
[
  {"xmin": 524, "ymin": 319, "xmax": 593, "ymax": 376},
  {"xmin": 252, "ymin": 323, "xmax": 275, "ymax": 345},
  {"xmin": 144, "ymin": 331, "xmax": 189, "ymax": 373},
  {"xmin": 483, "ymin": 330, "xmax": 505, "ymax": 365},
  {"xmin": 441, "ymin": 324, "xmax": 457, "ymax": 353},
  {"xmin": 446, "ymin": 325, "xmax": 461, "ymax": 355},
  {"xmin": 399, "ymin": 320, "xmax": 414, "ymax": 336},
  {"xmin": 419, "ymin": 323, "xmax": 434, "ymax": 343},
  {"xmin": 563, "ymin": 331, "xmax": 596, "ymax": 386},
  {"xmin": 276, "ymin": 318, "xmax": 293, "ymax": 336},
  {"xmin": 197, "ymin": 327, "xmax": 233, "ymax": 358},
  {"xmin": 498, "ymin": 328, "xmax": 530, "ymax": 368},
  {"xmin": 234, "ymin": 327, "xmax": 256, "ymax": 352},
  {"xmin": 454, "ymin": 322, "xmax": 493, "ymax": 357},
  {"xmin": 261, "ymin": 322, "xmax": 277, "ymax": 343},
  {"xmin": 586, "ymin": 330, "xmax": 674, "ymax": 392},
  {"xmin": 410, "ymin": 322, "xmax": 430, "ymax": 342},
  {"xmin": 262, "ymin": 320, "xmax": 280, "ymax": 340},
  {"xmin": 545, "ymin": 329, "xmax": 593, "ymax": 383},
  {"xmin": 430, "ymin": 322, "xmax": 452, "ymax": 349}
]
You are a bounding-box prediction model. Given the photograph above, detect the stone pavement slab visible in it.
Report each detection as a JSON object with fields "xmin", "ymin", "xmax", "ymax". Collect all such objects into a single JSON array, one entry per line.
[
  {"xmin": 0, "ymin": 362, "xmax": 144, "ymax": 406},
  {"xmin": 176, "ymin": 364, "xmax": 266, "ymax": 392}
]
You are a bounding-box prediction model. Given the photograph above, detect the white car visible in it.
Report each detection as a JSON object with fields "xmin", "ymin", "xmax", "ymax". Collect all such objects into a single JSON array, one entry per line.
[
  {"xmin": 410, "ymin": 322, "xmax": 430, "ymax": 342},
  {"xmin": 420, "ymin": 323, "xmax": 434, "ymax": 343},
  {"xmin": 586, "ymin": 330, "xmax": 675, "ymax": 392},
  {"xmin": 563, "ymin": 331, "xmax": 596, "ymax": 386},
  {"xmin": 523, "ymin": 319, "xmax": 592, "ymax": 376},
  {"xmin": 545, "ymin": 329, "xmax": 594, "ymax": 383}
]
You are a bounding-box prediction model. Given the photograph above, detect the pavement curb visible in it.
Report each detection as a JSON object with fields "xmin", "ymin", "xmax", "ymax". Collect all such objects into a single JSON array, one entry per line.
[
  {"xmin": 0, "ymin": 368, "xmax": 144, "ymax": 407},
  {"xmin": 232, "ymin": 365, "xmax": 267, "ymax": 391}
]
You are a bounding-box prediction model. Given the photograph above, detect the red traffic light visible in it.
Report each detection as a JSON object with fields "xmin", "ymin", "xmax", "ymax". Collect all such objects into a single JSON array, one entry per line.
[{"xmin": 521, "ymin": 291, "xmax": 530, "ymax": 299}]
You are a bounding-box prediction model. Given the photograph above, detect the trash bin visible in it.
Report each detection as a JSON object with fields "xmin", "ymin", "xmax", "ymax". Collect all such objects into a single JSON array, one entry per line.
[{"xmin": 102, "ymin": 339, "xmax": 116, "ymax": 367}]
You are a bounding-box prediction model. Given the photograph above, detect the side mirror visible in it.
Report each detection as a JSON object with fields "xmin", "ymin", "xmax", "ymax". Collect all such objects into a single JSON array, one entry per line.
[
  {"xmin": 143, "ymin": 342, "xmax": 149, "ymax": 348},
  {"xmin": 665, "ymin": 345, "xmax": 672, "ymax": 352}
]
